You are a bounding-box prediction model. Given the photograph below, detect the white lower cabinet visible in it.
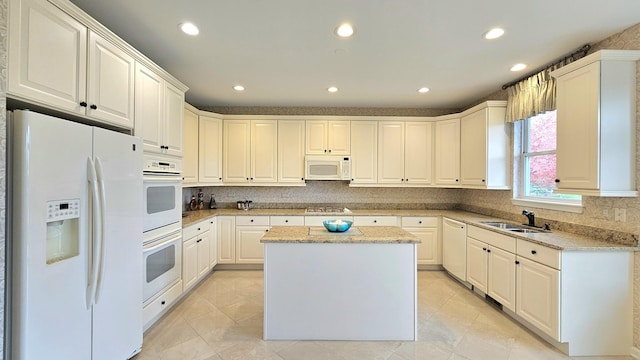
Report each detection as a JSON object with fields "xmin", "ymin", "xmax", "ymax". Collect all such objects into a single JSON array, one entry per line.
[
  {"xmin": 142, "ymin": 279, "xmax": 182, "ymax": 330},
  {"xmin": 515, "ymin": 256, "xmax": 559, "ymax": 339},
  {"xmin": 217, "ymin": 216, "xmax": 236, "ymax": 264},
  {"xmin": 208, "ymin": 218, "xmax": 218, "ymax": 268},
  {"xmin": 182, "ymin": 220, "xmax": 210, "ymax": 292},
  {"xmin": 235, "ymin": 216, "xmax": 270, "ymax": 264},
  {"xmin": 353, "ymin": 216, "xmax": 399, "ymax": 226},
  {"xmin": 402, "ymin": 217, "xmax": 440, "ymax": 265}
]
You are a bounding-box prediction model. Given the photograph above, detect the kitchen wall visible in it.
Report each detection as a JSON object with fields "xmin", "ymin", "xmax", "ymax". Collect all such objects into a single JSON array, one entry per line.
[
  {"xmin": 459, "ymin": 22, "xmax": 640, "ymax": 349},
  {"xmin": 183, "ymin": 183, "xmax": 462, "ymax": 211},
  {"xmin": 0, "ymin": 0, "xmax": 7, "ymax": 357}
]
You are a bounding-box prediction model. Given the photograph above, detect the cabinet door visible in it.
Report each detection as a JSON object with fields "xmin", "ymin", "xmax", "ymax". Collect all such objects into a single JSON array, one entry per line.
[
  {"xmin": 87, "ymin": 32, "xmax": 135, "ymax": 128},
  {"xmin": 163, "ymin": 82, "xmax": 185, "ymax": 157},
  {"xmin": 405, "ymin": 121, "xmax": 433, "ymax": 185},
  {"xmin": 134, "ymin": 62, "xmax": 164, "ymax": 154},
  {"xmin": 434, "ymin": 118, "xmax": 461, "ymax": 186},
  {"xmin": 350, "ymin": 121, "xmax": 378, "ymax": 184},
  {"xmin": 378, "ymin": 121, "xmax": 405, "ymax": 184},
  {"xmin": 236, "ymin": 226, "xmax": 269, "ymax": 264},
  {"xmin": 516, "ymin": 257, "xmax": 560, "ymax": 340},
  {"xmin": 217, "ymin": 216, "xmax": 236, "ymax": 264},
  {"xmin": 487, "ymin": 246, "xmax": 516, "ymax": 312},
  {"xmin": 182, "ymin": 107, "xmax": 199, "ymax": 184},
  {"xmin": 466, "ymin": 238, "xmax": 488, "ymax": 293},
  {"xmin": 223, "ymin": 120, "xmax": 251, "ymax": 183},
  {"xmin": 199, "ymin": 116, "xmax": 223, "ymax": 184},
  {"xmin": 460, "ymin": 109, "xmax": 487, "ymax": 186},
  {"xmin": 251, "ymin": 120, "xmax": 278, "ymax": 183},
  {"xmin": 328, "ymin": 121, "xmax": 350, "ymax": 155},
  {"xmin": 197, "ymin": 232, "xmax": 211, "ymax": 278},
  {"xmin": 555, "ymin": 62, "xmax": 600, "ymax": 190},
  {"xmin": 278, "ymin": 120, "xmax": 306, "ymax": 184},
  {"xmin": 208, "ymin": 218, "xmax": 218, "ymax": 268},
  {"xmin": 406, "ymin": 227, "xmax": 439, "ymax": 265},
  {"xmin": 8, "ymin": 0, "xmax": 87, "ymax": 115},
  {"xmin": 182, "ymin": 237, "xmax": 198, "ymax": 291},
  {"xmin": 305, "ymin": 120, "xmax": 328, "ymax": 154}
]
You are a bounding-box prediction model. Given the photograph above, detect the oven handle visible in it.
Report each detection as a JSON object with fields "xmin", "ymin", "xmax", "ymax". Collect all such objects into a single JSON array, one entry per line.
[
  {"xmin": 144, "ymin": 231, "xmax": 182, "ymax": 252},
  {"xmin": 86, "ymin": 157, "xmax": 102, "ymax": 310},
  {"xmin": 143, "ymin": 174, "xmax": 182, "ymax": 182}
]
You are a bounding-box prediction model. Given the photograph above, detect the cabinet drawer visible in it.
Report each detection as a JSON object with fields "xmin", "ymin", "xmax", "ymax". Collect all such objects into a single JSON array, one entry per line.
[
  {"xmin": 353, "ymin": 216, "xmax": 399, "ymax": 226},
  {"xmin": 304, "ymin": 216, "xmax": 354, "ymax": 226},
  {"xmin": 183, "ymin": 219, "xmax": 210, "ymax": 239},
  {"xmin": 143, "ymin": 280, "xmax": 182, "ymax": 328},
  {"xmin": 516, "ymin": 239, "xmax": 561, "ymax": 270},
  {"xmin": 236, "ymin": 216, "xmax": 270, "ymax": 226},
  {"xmin": 270, "ymin": 216, "xmax": 304, "ymax": 226},
  {"xmin": 468, "ymin": 225, "xmax": 515, "ymax": 253},
  {"xmin": 401, "ymin": 216, "xmax": 438, "ymax": 228}
]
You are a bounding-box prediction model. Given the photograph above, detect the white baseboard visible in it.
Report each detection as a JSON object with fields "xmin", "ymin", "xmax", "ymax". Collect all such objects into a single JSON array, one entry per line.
[{"xmin": 631, "ymin": 346, "xmax": 640, "ymax": 359}]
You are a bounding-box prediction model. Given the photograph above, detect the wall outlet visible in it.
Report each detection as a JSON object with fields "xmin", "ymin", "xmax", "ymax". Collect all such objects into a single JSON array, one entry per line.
[{"xmin": 614, "ymin": 208, "xmax": 627, "ymax": 222}]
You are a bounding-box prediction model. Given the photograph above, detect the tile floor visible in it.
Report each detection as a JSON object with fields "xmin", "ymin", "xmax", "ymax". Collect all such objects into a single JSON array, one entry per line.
[{"xmin": 135, "ymin": 270, "xmax": 631, "ymax": 360}]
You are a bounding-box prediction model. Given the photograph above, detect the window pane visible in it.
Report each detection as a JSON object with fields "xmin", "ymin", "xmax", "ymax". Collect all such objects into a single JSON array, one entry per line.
[
  {"xmin": 527, "ymin": 110, "xmax": 557, "ymax": 153},
  {"xmin": 525, "ymin": 154, "xmax": 557, "ymax": 197}
]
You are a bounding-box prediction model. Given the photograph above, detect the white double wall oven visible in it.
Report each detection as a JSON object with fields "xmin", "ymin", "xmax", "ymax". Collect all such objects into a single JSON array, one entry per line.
[{"xmin": 142, "ymin": 157, "xmax": 183, "ymax": 304}]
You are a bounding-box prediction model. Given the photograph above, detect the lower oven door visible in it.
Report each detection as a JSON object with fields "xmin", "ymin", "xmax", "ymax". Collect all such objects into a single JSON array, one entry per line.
[
  {"xmin": 143, "ymin": 173, "xmax": 182, "ymax": 232},
  {"xmin": 142, "ymin": 226, "xmax": 182, "ymax": 303}
]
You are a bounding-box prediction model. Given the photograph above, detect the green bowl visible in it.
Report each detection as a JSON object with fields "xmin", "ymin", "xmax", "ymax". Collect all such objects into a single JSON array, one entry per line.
[{"xmin": 323, "ymin": 220, "xmax": 353, "ymax": 232}]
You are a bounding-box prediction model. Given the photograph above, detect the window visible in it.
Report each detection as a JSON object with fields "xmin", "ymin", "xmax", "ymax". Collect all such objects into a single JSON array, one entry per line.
[{"xmin": 514, "ymin": 110, "xmax": 582, "ymax": 212}]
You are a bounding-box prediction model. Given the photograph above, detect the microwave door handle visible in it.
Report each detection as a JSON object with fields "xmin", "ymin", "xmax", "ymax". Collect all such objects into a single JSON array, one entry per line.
[
  {"xmin": 86, "ymin": 157, "xmax": 101, "ymax": 309},
  {"xmin": 93, "ymin": 157, "xmax": 107, "ymax": 303}
]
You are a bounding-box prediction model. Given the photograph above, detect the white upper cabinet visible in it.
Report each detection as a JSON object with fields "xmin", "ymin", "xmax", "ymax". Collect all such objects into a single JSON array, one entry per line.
[
  {"xmin": 8, "ymin": 0, "xmax": 134, "ymax": 129},
  {"xmin": 378, "ymin": 121, "xmax": 405, "ymax": 184},
  {"xmin": 182, "ymin": 106, "xmax": 199, "ymax": 184},
  {"xmin": 199, "ymin": 114, "xmax": 223, "ymax": 185},
  {"xmin": 350, "ymin": 121, "xmax": 378, "ymax": 184},
  {"xmin": 460, "ymin": 102, "xmax": 509, "ymax": 189},
  {"xmin": 306, "ymin": 120, "xmax": 350, "ymax": 155},
  {"xmin": 377, "ymin": 121, "xmax": 433, "ymax": 186},
  {"xmin": 278, "ymin": 120, "xmax": 306, "ymax": 184},
  {"xmin": 434, "ymin": 118, "xmax": 460, "ymax": 186},
  {"xmin": 552, "ymin": 50, "xmax": 640, "ymax": 197},
  {"xmin": 135, "ymin": 62, "xmax": 185, "ymax": 157},
  {"xmin": 223, "ymin": 119, "xmax": 277, "ymax": 184}
]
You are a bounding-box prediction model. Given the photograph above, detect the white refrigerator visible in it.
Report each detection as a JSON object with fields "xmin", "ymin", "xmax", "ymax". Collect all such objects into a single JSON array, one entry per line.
[{"xmin": 10, "ymin": 110, "xmax": 143, "ymax": 360}]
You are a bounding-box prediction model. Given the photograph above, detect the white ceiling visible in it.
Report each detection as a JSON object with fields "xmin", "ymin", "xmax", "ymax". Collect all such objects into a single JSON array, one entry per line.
[{"xmin": 69, "ymin": 0, "xmax": 640, "ymax": 109}]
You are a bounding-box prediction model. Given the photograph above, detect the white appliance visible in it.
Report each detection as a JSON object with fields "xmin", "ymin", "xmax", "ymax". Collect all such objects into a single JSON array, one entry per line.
[
  {"xmin": 442, "ymin": 217, "xmax": 467, "ymax": 281},
  {"xmin": 142, "ymin": 222, "xmax": 182, "ymax": 303},
  {"xmin": 10, "ymin": 110, "xmax": 143, "ymax": 360},
  {"xmin": 142, "ymin": 172, "xmax": 182, "ymax": 232},
  {"xmin": 305, "ymin": 155, "xmax": 351, "ymax": 180}
]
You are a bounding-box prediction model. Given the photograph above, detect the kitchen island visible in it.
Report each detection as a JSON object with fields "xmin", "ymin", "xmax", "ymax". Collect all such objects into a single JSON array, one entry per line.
[{"xmin": 260, "ymin": 226, "xmax": 420, "ymax": 341}]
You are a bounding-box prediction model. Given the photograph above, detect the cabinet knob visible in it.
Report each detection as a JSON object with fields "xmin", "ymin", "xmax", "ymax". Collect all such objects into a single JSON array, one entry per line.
[
  {"xmin": 531, "ymin": 250, "xmax": 537, "ymax": 255},
  {"xmin": 418, "ymin": 220, "xmax": 422, "ymax": 224},
  {"xmin": 79, "ymin": 101, "xmax": 88, "ymax": 107},
  {"xmin": 161, "ymin": 300, "xmax": 166, "ymax": 305},
  {"xmin": 301, "ymin": 178, "xmax": 304, "ymax": 180},
  {"xmin": 328, "ymin": 149, "xmax": 332, "ymax": 153},
  {"xmin": 405, "ymin": 179, "xmax": 408, "ymax": 182},
  {"xmin": 250, "ymin": 219, "xmax": 254, "ymax": 222},
  {"xmin": 482, "ymin": 179, "xmax": 486, "ymax": 183},
  {"xmin": 455, "ymin": 179, "xmax": 459, "ymax": 182},
  {"xmin": 487, "ymin": 249, "xmax": 491, "ymax": 253},
  {"xmin": 555, "ymin": 179, "xmax": 560, "ymax": 183},
  {"xmin": 90, "ymin": 104, "xmax": 98, "ymax": 110},
  {"xmin": 515, "ymin": 260, "xmax": 520, "ymax": 265},
  {"xmin": 250, "ymin": 177, "xmax": 254, "ymax": 180},
  {"xmin": 246, "ymin": 178, "xmax": 249, "ymax": 180},
  {"xmin": 265, "ymin": 229, "xmax": 269, "ymax": 232},
  {"xmin": 373, "ymin": 220, "xmax": 377, "ymax": 223},
  {"xmin": 285, "ymin": 220, "xmax": 289, "ymax": 223},
  {"xmin": 482, "ymin": 247, "xmax": 487, "ymax": 251},
  {"xmin": 324, "ymin": 149, "xmax": 327, "ymax": 153},
  {"xmin": 219, "ymin": 177, "xmax": 222, "ymax": 180},
  {"xmin": 197, "ymin": 227, "xmax": 200, "ymax": 231}
]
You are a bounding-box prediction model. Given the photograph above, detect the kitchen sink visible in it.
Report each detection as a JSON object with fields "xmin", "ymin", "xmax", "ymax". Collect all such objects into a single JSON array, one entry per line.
[{"xmin": 480, "ymin": 221, "xmax": 545, "ymax": 233}]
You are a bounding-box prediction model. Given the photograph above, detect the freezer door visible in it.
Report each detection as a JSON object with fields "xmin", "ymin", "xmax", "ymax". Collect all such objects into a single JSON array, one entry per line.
[
  {"xmin": 11, "ymin": 111, "xmax": 93, "ymax": 360},
  {"xmin": 91, "ymin": 127, "xmax": 144, "ymax": 360}
]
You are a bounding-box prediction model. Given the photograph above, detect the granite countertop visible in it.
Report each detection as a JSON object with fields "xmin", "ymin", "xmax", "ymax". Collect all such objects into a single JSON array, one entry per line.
[
  {"xmin": 261, "ymin": 226, "xmax": 421, "ymax": 244},
  {"xmin": 181, "ymin": 208, "xmax": 638, "ymax": 252}
]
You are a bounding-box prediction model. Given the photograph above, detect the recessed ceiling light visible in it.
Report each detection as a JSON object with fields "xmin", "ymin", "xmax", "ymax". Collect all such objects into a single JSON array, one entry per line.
[
  {"xmin": 179, "ymin": 22, "xmax": 199, "ymax": 36},
  {"xmin": 327, "ymin": 86, "xmax": 338, "ymax": 93},
  {"xmin": 335, "ymin": 23, "xmax": 354, "ymax": 38},
  {"xmin": 483, "ymin": 27, "xmax": 505, "ymax": 40},
  {"xmin": 510, "ymin": 63, "xmax": 527, "ymax": 72},
  {"xmin": 418, "ymin": 87, "xmax": 430, "ymax": 93},
  {"xmin": 233, "ymin": 85, "xmax": 245, "ymax": 91}
]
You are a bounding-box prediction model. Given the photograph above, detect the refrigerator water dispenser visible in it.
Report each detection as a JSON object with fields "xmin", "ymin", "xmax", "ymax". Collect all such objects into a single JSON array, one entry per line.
[{"xmin": 46, "ymin": 199, "xmax": 80, "ymax": 264}]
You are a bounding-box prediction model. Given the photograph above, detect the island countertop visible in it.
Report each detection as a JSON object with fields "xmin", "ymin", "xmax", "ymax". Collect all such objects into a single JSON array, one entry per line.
[{"xmin": 260, "ymin": 226, "xmax": 421, "ymax": 244}]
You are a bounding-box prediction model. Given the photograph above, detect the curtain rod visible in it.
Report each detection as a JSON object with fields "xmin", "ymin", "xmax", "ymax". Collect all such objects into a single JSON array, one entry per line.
[{"xmin": 501, "ymin": 44, "xmax": 591, "ymax": 90}]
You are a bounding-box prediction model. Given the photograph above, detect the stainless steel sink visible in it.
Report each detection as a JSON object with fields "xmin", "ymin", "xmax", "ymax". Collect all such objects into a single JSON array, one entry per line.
[
  {"xmin": 480, "ymin": 221, "xmax": 545, "ymax": 233},
  {"xmin": 508, "ymin": 228, "xmax": 542, "ymax": 233}
]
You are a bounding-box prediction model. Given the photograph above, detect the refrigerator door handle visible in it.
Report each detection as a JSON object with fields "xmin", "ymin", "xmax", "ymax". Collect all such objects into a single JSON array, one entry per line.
[
  {"xmin": 87, "ymin": 157, "xmax": 102, "ymax": 309},
  {"xmin": 94, "ymin": 157, "xmax": 108, "ymax": 303}
]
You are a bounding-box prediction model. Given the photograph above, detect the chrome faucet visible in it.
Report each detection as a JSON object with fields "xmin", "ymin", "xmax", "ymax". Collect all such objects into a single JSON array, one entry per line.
[{"xmin": 522, "ymin": 210, "xmax": 536, "ymax": 227}]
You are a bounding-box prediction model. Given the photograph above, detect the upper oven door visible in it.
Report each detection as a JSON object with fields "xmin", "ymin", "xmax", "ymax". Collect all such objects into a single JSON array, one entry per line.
[{"xmin": 143, "ymin": 174, "xmax": 182, "ymax": 232}]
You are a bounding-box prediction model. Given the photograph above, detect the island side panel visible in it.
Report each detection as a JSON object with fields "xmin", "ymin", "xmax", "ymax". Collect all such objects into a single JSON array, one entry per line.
[{"xmin": 263, "ymin": 242, "xmax": 417, "ymax": 341}]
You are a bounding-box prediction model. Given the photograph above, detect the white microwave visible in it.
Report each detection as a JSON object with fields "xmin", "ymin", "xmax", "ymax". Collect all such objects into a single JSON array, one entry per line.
[{"xmin": 305, "ymin": 156, "xmax": 351, "ymax": 180}]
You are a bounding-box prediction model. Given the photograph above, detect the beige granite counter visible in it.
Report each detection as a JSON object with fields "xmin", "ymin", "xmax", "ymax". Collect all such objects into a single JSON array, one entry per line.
[
  {"xmin": 182, "ymin": 209, "xmax": 638, "ymax": 251},
  {"xmin": 260, "ymin": 226, "xmax": 420, "ymax": 244}
]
